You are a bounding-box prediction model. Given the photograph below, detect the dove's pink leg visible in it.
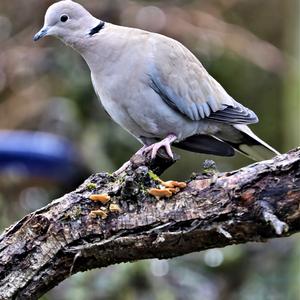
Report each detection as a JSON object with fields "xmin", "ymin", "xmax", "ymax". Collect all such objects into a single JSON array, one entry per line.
[
  {"xmin": 142, "ymin": 134, "xmax": 177, "ymax": 159},
  {"xmin": 113, "ymin": 135, "xmax": 177, "ymax": 175}
]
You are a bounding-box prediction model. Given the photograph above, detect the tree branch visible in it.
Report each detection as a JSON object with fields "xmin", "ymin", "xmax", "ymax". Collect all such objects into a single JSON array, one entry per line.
[{"xmin": 0, "ymin": 148, "xmax": 299, "ymax": 300}]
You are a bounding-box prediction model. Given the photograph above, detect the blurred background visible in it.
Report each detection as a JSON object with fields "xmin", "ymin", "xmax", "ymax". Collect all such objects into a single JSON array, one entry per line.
[{"xmin": 0, "ymin": 0, "xmax": 299, "ymax": 299}]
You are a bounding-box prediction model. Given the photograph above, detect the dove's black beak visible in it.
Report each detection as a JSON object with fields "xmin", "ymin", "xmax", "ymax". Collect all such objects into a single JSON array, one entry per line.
[{"xmin": 33, "ymin": 27, "xmax": 49, "ymax": 41}]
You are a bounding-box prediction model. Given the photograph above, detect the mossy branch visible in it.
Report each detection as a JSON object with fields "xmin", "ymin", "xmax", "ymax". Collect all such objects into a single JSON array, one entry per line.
[{"xmin": 0, "ymin": 148, "xmax": 299, "ymax": 300}]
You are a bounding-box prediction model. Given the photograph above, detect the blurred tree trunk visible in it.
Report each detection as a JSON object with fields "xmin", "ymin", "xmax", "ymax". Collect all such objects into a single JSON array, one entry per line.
[
  {"xmin": 283, "ymin": 0, "xmax": 300, "ymax": 151},
  {"xmin": 284, "ymin": 3, "xmax": 300, "ymax": 300}
]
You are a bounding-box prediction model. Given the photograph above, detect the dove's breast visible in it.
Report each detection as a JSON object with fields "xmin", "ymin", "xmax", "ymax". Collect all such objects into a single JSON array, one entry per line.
[
  {"xmin": 91, "ymin": 68, "xmax": 214, "ymax": 142},
  {"xmin": 91, "ymin": 69, "xmax": 172, "ymax": 139}
]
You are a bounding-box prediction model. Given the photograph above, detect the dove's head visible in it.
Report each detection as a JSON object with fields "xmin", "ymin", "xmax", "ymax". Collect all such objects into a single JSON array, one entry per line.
[{"xmin": 33, "ymin": 0, "xmax": 102, "ymax": 48}]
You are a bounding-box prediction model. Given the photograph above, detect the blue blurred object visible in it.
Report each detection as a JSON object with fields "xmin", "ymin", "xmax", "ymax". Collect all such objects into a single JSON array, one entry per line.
[{"xmin": 0, "ymin": 130, "xmax": 84, "ymax": 183}]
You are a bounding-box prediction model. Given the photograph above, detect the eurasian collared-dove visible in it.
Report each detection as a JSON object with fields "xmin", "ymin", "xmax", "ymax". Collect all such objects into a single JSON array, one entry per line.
[{"xmin": 34, "ymin": 0, "xmax": 279, "ymax": 163}]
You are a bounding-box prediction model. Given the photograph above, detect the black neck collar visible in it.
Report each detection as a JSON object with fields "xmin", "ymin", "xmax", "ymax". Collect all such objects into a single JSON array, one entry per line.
[{"xmin": 89, "ymin": 21, "xmax": 105, "ymax": 36}]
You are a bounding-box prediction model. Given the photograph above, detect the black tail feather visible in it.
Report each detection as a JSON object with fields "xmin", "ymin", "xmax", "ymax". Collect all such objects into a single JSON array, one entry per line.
[{"xmin": 174, "ymin": 134, "xmax": 235, "ymax": 157}]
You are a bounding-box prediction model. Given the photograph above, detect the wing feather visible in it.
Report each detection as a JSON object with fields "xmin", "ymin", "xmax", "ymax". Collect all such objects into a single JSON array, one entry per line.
[{"xmin": 149, "ymin": 35, "xmax": 258, "ymax": 125}]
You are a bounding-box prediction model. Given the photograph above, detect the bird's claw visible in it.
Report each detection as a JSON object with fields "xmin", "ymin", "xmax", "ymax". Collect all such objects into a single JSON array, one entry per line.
[
  {"xmin": 141, "ymin": 134, "xmax": 177, "ymax": 160},
  {"xmin": 150, "ymin": 141, "xmax": 174, "ymax": 160}
]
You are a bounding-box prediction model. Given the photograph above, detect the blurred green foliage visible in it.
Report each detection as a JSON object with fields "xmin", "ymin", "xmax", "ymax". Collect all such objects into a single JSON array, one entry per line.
[{"xmin": 0, "ymin": 0, "xmax": 299, "ymax": 299}]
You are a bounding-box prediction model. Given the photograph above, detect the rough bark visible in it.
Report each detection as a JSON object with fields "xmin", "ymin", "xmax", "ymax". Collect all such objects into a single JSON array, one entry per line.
[{"xmin": 0, "ymin": 148, "xmax": 300, "ymax": 300}]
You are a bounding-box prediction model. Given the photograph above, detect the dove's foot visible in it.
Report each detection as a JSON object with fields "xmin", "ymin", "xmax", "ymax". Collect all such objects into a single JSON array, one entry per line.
[
  {"xmin": 114, "ymin": 135, "xmax": 177, "ymax": 176},
  {"xmin": 148, "ymin": 176, "xmax": 187, "ymax": 200},
  {"xmin": 142, "ymin": 134, "xmax": 177, "ymax": 160}
]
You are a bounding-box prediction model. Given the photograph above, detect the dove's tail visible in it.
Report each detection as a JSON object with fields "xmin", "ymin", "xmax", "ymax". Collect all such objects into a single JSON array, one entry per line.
[
  {"xmin": 220, "ymin": 124, "xmax": 280, "ymax": 161},
  {"xmin": 174, "ymin": 124, "xmax": 279, "ymax": 161}
]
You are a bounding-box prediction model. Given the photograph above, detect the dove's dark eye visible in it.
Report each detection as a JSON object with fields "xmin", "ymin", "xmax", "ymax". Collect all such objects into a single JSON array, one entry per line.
[{"xmin": 60, "ymin": 15, "xmax": 68, "ymax": 22}]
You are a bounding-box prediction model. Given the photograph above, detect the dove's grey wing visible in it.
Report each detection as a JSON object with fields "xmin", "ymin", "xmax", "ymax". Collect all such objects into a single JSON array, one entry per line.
[{"xmin": 149, "ymin": 36, "xmax": 258, "ymax": 124}]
